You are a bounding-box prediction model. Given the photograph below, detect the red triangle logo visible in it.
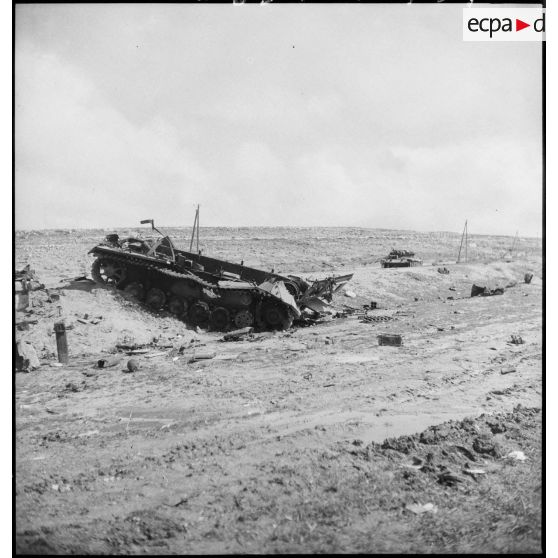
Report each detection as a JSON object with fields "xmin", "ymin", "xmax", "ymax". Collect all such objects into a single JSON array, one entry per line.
[{"xmin": 516, "ymin": 19, "xmax": 530, "ymax": 32}]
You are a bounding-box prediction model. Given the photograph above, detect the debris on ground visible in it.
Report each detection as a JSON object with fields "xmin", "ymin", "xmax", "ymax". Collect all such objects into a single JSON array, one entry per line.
[
  {"xmin": 344, "ymin": 290, "xmax": 357, "ymax": 298},
  {"xmin": 15, "ymin": 340, "xmax": 41, "ymax": 371},
  {"xmin": 471, "ymin": 284, "xmax": 505, "ymax": 297},
  {"xmin": 15, "ymin": 265, "xmax": 44, "ymax": 311},
  {"xmin": 377, "ymin": 333, "xmax": 402, "ymax": 346},
  {"xmin": 115, "ymin": 342, "xmax": 149, "ymax": 351},
  {"xmin": 506, "ymin": 450, "xmax": 528, "ymax": 461},
  {"xmin": 437, "ymin": 471, "xmax": 464, "ymax": 486},
  {"xmin": 222, "ymin": 327, "xmax": 254, "ymax": 342},
  {"xmin": 126, "ymin": 359, "xmax": 140, "ymax": 372},
  {"xmin": 462, "ymin": 467, "xmax": 487, "ymax": 478},
  {"xmin": 405, "ymin": 502, "xmax": 438, "ymax": 514},
  {"xmin": 188, "ymin": 351, "xmax": 217, "ymax": 363},
  {"xmin": 360, "ymin": 315, "xmax": 394, "ymax": 323},
  {"xmin": 501, "ymin": 366, "xmax": 517, "ymax": 375},
  {"xmin": 509, "ymin": 334, "xmax": 524, "ymax": 345},
  {"xmin": 524, "ymin": 273, "xmax": 534, "ymax": 284},
  {"xmin": 437, "ymin": 267, "xmax": 450, "ymax": 274},
  {"xmin": 96, "ymin": 357, "xmax": 121, "ymax": 369},
  {"xmin": 144, "ymin": 352, "xmax": 168, "ymax": 359},
  {"xmin": 15, "ymin": 264, "xmax": 44, "ymax": 291}
]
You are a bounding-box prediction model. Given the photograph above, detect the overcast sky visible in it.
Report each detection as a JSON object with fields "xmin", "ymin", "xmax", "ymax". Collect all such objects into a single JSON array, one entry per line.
[{"xmin": 15, "ymin": 3, "xmax": 542, "ymax": 236}]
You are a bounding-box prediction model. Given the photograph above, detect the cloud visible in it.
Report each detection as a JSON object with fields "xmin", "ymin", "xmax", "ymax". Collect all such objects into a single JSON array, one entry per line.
[
  {"xmin": 15, "ymin": 4, "xmax": 542, "ymax": 236},
  {"xmin": 16, "ymin": 45, "xmax": 211, "ymax": 229}
]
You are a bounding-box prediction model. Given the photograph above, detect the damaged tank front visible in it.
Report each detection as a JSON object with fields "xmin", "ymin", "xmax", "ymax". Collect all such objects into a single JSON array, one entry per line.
[{"xmin": 88, "ymin": 221, "xmax": 353, "ymax": 331}]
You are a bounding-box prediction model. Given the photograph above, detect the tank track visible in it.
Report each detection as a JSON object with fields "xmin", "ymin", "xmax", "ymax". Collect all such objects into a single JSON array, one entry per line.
[{"xmin": 90, "ymin": 251, "xmax": 295, "ymax": 331}]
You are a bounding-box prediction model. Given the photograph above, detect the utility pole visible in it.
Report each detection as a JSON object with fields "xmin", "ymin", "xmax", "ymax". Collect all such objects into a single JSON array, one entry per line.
[
  {"xmin": 465, "ymin": 220, "xmax": 468, "ymax": 263},
  {"xmin": 457, "ymin": 219, "xmax": 468, "ymax": 264},
  {"xmin": 189, "ymin": 205, "xmax": 199, "ymax": 253},
  {"xmin": 197, "ymin": 205, "xmax": 200, "ymax": 253}
]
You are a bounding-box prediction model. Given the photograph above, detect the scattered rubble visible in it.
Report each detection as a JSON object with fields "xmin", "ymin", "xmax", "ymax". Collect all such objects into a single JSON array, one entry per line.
[
  {"xmin": 126, "ymin": 359, "xmax": 140, "ymax": 372},
  {"xmin": 222, "ymin": 327, "xmax": 254, "ymax": 342},
  {"xmin": 15, "ymin": 340, "xmax": 40, "ymax": 372},
  {"xmin": 471, "ymin": 284, "xmax": 505, "ymax": 297},
  {"xmin": 509, "ymin": 334, "xmax": 524, "ymax": 345},
  {"xmin": 377, "ymin": 333, "xmax": 402, "ymax": 346},
  {"xmin": 506, "ymin": 450, "xmax": 528, "ymax": 461},
  {"xmin": 405, "ymin": 502, "xmax": 438, "ymax": 515},
  {"xmin": 96, "ymin": 357, "xmax": 121, "ymax": 369},
  {"xmin": 360, "ymin": 314, "xmax": 394, "ymax": 323},
  {"xmin": 188, "ymin": 351, "xmax": 216, "ymax": 363}
]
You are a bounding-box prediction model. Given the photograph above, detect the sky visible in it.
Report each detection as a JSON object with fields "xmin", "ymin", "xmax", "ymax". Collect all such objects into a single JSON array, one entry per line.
[{"xmin": 15, "ymin": 3, "xmax": 542, "ymax": 236}]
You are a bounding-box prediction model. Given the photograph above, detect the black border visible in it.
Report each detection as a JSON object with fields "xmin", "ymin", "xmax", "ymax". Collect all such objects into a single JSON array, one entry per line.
[{"xmin": 12, "ymin": 1, "xmax": 546, "ymax": 556}]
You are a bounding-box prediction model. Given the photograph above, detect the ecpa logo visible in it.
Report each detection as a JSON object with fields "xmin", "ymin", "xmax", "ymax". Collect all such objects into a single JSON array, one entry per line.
[{"xmin": 463, "ymin": 8, "xmax": 545, "ymax": 42}]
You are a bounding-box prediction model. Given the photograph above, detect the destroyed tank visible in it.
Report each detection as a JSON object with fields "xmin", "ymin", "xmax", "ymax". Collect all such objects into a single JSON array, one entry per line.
[
  {"xmin": 380, "ymin": 249, "xmax": 423, "ymax": 268},
  {"xmin": 89, "ymin": 220, "xmax": 353, "ymax": 331}
]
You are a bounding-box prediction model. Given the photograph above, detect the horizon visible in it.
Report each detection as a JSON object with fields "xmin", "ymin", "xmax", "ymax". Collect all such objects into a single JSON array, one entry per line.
[{"xmin": 14, "ymin": 223, "xmax": 542, "ymax": 240}]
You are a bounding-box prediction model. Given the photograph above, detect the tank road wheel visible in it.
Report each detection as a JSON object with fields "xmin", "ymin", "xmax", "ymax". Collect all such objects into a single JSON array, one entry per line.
[
  {"xmin": 238, "ymin": 292, "xmax": 252, "ymax": 306},
  {"xmin": 261, "ymin": 302, "xmax": 293, "ymax": 331},
  {"xmin": 145, "ymin": 288, "xmax": 166, "ymax": 310},
  {"xmin": 210, "ymin": 307, "xmax": 230, "ymax": 331},
  {"xmin": 124, "ymin": 282, "xmax": 145, "ymax": 301},
  {"xmin": 234, "ymin": 309, "xmax": 254, "ymax": 329},
  {"xmin": 91, "ymin": 258, "xmax": 127, "ymax": 287},
  {"xmin": 168, "ymin": 297, "xmax": 185, "ymax": 316},
  {"xmin": 188, "ymin": 301, "xmax": 210, "ymax": 328}
]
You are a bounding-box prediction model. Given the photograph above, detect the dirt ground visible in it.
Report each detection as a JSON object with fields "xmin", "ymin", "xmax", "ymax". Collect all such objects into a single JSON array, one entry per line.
[{"xmin": 15, "ymin": 228, "xmax": 543, "ymax": 554}]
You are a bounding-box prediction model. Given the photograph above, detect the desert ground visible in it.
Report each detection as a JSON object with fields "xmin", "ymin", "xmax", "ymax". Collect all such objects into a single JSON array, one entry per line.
[{"xmin": 15, "ymin": 227, "xmax": 542, "ymax": 554}]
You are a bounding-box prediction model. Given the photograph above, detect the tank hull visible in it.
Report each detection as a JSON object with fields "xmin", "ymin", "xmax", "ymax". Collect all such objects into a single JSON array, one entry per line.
[
  {"xmin": 89, "ymin": 232, "xmax": 353, "ymax": 331},
  {"xmin": 89, "ymin": 245, "xmax": 299, "ymax": 331}
]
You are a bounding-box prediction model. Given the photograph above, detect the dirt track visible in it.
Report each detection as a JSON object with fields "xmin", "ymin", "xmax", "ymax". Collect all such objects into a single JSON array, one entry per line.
[{"xmin": 15, "ymin": 229, "xmax": 542, "ymax": 553}]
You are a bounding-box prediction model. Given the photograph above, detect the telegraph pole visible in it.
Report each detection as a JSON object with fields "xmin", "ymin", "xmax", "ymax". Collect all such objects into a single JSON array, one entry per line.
[
  {"xmin": 189, "ymin": 205, "xmax": 199, "ymax": 252},
  {"xmin": 457, "ymin": 219, "xmax": 468, "ymax": 264}
]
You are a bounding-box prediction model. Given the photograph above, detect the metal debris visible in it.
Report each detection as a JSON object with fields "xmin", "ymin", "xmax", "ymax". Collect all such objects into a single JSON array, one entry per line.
[
  {"xmin": 16, "ymin": 340, "xmax": 40, "ymax": 371},
  {"xmin": 405, "ymin": 502, "xmax": 438, "ymax": 514},
  {"xmin": 222, "ymin": 327, "xmax": 254, "ymax": 341},
  {"xmin": 360, "ymin": 315, "xmax": 394, "ymax": 323},
  {"xmin": 377, "ymin": 334, "xmax": 403, "ymax": 346},
  {"xmin": 188, "ymin": 351, "xmax": 216, "ymax": 363},
  {"xmin": 97, "ymin": 357, "xmax": 121, "ymax": 368},
  {"xmin": 471, "ymin": 284, "xmax": 505, "ymax": 297},
  {"xmin": 126, "ymin": 359, "xmax": 140, "ymax": 372},
  {"xmin": 54, "ymin": 321, "xmax": 69, "ymax": 364}
]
